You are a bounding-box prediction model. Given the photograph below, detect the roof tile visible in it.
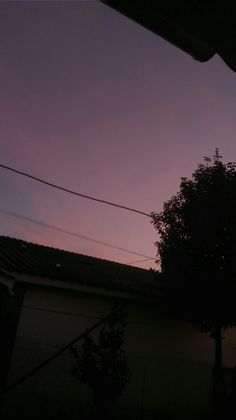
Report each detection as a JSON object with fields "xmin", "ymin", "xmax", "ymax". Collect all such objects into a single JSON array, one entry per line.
[{"xmin": 0, "ymin": 236, "xmax": 160, "ymax": 297}]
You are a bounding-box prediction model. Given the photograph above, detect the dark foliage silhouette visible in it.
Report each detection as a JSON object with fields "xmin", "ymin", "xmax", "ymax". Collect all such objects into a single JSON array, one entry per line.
[{"xmin": 151, "ymin": 150, "xmax": 236, "ymax": 412}]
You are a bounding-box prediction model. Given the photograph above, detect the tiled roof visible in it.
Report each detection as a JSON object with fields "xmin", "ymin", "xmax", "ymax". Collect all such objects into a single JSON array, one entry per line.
[{"xmin": 0, "ymin": 236, "xmax": 160, "ymax": 297}]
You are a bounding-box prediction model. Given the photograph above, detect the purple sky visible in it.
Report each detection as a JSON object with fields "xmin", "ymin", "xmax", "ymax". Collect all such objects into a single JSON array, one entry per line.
[{"xmin": 1, "ymin": 1, "xmax": 236, "ymax": 269}]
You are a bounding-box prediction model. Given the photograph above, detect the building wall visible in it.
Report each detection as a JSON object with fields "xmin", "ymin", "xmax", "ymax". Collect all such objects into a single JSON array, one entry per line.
[{"xmin": 1, "ymin": 280, "xmax": 236, "ymax": 419}]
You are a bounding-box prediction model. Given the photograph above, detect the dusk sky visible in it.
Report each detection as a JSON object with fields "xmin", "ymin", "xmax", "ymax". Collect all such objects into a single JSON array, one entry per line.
[{"xmin": 1, "ymin": 1, "xmax": 236, "ymax": 269}]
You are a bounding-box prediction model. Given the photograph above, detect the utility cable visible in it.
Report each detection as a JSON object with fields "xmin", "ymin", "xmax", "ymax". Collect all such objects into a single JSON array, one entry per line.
[
  {"xmin": 0, "ymin": 208, "xmax": 155, "ymax": 260},
  {"xmin": 0, "ymin": 163, "xmax": 151, "ymax": 217},
  {"xmin": 22, "ymin": 305, "xmax": 101, "ymax": 320},
  {"xmin": 3, "ymin": 314, "xmax": 108, "ymax": 394},
  {"xmin": 126, "ymin": 257, "xmax": 155, "ymax": 265},
  {"xmin": 4, "ymin": 306, "xmax": 125, "ymax": 394}
]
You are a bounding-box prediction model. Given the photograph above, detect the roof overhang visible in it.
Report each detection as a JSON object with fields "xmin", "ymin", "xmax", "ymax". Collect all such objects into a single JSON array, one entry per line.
[{"xmin": 102, "ymin": 1, "xmax": 236, "ymax": 72}]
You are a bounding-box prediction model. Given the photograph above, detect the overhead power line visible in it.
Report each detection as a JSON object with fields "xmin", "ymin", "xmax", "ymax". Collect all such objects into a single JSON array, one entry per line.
[
  {"xmin": 0, "ymin": 208, "xmax": 155, "ymax": 260},
  {"xmin": 126, "ymin": 257, "xmax": 155, "ymax": 265},
  {"xmin": 0, "ymin": 163, "xmax": 151, "ymax": 218}
]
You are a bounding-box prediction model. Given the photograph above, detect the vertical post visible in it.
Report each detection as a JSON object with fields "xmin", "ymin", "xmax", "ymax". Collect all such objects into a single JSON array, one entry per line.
[
  {"xmin": 212, "ymin": 323, "xmax": 224, "ymax": 419},
  {"xmin": 140, "ymin": 366, "xmax": 146, "ymax": 420},
  {"xmin": 0, "ymin": 280, "xmax": 25, "ymax": 394},
  {"xmin": 214, "ymin": 324, "xmax": 222, "ymax": 371}
]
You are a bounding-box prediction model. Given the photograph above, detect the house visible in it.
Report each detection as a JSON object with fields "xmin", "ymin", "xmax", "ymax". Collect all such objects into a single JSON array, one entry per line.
[{"xmin": 0, "ymin": 236, "xmax": 235, "ymax": 419}]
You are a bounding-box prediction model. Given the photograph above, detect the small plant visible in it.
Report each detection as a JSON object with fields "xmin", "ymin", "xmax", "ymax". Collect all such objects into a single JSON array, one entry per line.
[{"xmin": 71, "ymin": 304, "xmax": 130, "ymax": 419}]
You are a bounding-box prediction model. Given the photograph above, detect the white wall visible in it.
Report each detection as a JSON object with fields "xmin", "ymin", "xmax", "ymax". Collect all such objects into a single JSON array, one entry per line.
[{"xmin": 2, "ymin": 280, "xmax": 236, "ymax": 419}]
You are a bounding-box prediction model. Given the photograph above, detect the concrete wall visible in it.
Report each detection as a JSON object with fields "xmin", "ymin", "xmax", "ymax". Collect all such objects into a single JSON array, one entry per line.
[{"xmin": 1, "ymin": 280, "xmax": 236, "ymax": 419}]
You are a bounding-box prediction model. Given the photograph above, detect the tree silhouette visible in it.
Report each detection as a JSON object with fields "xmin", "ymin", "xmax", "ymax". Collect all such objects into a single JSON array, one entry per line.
[
  {"xmin": 71, "ymin": 305, "xmax": 130, "ymax": 420},
  {"xmin": 151, "ymin": 150, "xmax": 236, "ymax": 407}
]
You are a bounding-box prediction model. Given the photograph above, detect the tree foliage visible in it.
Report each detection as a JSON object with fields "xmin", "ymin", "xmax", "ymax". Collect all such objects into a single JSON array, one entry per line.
[{"xmin": 151, "ymin": 152, "xmax": 236, "ymax": 332}]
